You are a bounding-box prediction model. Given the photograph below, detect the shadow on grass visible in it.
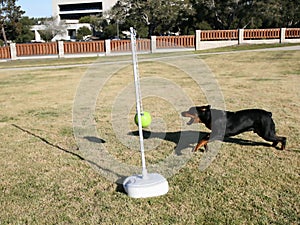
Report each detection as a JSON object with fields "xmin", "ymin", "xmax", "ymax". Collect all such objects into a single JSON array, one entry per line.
[
  {"xmin": 130, "ymin": 130, "xmax": 206, "ymax": 154},
  {"xmin": 12, "ymin": 124, "xmax": 84, "ymax": 160},
  {"xmin": 84, "ymin": 136, "xmax": 106, "ymax": 143},
  {"xmin": 130, "ymin": 130, "xmax": 274, "ymax": 151},
  {"xmin": 224, "ymin": 137, "xmax": 272, "ymax": 147},
  {"xmin": 11, "ymin": 124, "xmax": 128, "ymax": 193},
  {"xmin": 12, "ymin": 123, "xmax": 280, "ymax": 195}
]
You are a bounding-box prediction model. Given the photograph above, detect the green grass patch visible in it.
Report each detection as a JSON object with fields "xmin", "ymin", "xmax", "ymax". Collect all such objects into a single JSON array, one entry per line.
[
  {"xmin": 0, "ymin": 48, "xmax": 299, "ymax": 224},
  {"xmin": 196, "ymin": 43, "xmax": 300, "ymax": 54},
  {"xmin": 0, "ymin": 116, "xmax": 15, "ymax": 122},
  {"xmin": 26, "ymin": 109, "xmax": 60, "ymax": 118}
]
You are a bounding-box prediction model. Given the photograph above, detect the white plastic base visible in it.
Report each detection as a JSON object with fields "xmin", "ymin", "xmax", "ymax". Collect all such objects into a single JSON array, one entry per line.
[{"xmin": 123, "ymin": 173, "xmax": 169, "ymax": 198}]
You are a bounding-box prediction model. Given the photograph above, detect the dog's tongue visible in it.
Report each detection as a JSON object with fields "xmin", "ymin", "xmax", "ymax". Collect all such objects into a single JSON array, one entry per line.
[{"xmin": 187, "ymin": 118, "xmax": 194, "ymax": 125}]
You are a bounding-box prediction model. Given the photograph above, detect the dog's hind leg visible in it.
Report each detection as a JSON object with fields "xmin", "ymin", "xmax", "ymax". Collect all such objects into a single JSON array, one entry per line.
[
  {"xmin": 272, "ymin": 136, "xmax": 286, "ymax": 150},
  {"xmin": 256, "ymin": 119, "xmax": 287, "ymax": 150},
  {"xmin": 259, "ymin": 134, "xmax": 286, "ymax": 150}
]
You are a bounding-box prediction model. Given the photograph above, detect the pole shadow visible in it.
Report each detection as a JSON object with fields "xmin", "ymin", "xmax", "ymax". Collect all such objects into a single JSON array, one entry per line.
[
  {"xmin": 12, "ymin": 124, "xmax": 84, "ymax": 160},
  {"xmin": 11, "ymin": 124, "xmax": 128, "ymax": 193}
]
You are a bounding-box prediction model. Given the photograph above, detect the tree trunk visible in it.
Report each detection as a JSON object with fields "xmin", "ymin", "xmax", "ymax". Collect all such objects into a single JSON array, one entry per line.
[{"xmin": 1, "ymin": 26, "xmax": 8, "ymax": 46}]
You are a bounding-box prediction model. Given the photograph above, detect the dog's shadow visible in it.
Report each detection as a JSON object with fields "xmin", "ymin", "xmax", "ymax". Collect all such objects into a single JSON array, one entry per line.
[
  {"xmin": 129, "ymin": 130, "xmax": 272, "ymax": 153},
  {"xmin": 129, "ymin": 130, "xmax": 203, "ymax": 154}
]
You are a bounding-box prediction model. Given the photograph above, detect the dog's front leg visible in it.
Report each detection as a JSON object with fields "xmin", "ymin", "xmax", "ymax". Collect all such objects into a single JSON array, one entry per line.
[
  {"xmin": 193, "ymin": 134, "xmax": 210, "ymax": 152},
  {"xmin": 194, "ymin": 131, "xmax": 225, "ymax": 152}
]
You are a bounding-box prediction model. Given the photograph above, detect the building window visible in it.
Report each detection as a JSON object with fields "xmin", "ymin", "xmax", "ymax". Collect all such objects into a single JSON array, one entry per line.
[
  {"xmin": 60, "ymin": 12, "xmax": 102, "ymax": 20},
  {"xmin": 59, "ymin": 3, "xmax": 103, "ymax": 12},
  {"xmin": 68, "ymin": 29, "xmax": 76, "ymax": 39}
]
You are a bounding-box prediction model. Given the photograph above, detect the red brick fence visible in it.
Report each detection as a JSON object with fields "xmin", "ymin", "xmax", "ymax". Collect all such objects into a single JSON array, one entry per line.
[{"xmin": 1, "ymin": 28, "xmax": 300, "ymax": 60}]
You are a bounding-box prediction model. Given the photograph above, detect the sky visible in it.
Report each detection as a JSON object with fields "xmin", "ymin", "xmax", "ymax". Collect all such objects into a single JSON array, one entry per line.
[{"xmin": 18, "ymin": 0, "xmax": 53, "ymax": 18}]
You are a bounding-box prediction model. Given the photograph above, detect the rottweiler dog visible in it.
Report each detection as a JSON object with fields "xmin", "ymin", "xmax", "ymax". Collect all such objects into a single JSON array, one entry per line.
[{"xmin": 181, "ymin": 105, "xmax": 286, "ymax": 152}]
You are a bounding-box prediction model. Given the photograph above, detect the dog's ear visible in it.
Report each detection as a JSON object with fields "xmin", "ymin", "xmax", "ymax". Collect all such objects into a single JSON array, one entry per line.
[{"xmin": 198, "ymin": 105, "xmax": 210, "ymax": 112}]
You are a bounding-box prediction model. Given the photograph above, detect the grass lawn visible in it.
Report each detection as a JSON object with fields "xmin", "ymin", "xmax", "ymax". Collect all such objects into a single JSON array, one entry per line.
[{"xmin": 0, "ymin": 45, "xmax": 299, "ymax": 224}]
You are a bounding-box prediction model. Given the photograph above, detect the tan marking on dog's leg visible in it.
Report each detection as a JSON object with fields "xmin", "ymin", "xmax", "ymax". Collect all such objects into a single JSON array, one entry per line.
[{"xmin": 193, "ymin": 139, "xmax": 209, "ymax": 152}]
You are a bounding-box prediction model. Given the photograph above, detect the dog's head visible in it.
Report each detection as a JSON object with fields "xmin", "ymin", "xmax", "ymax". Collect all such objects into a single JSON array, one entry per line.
[{"xmin": 181, "ymin": 105, "xmax": 211, "ymax": 125}]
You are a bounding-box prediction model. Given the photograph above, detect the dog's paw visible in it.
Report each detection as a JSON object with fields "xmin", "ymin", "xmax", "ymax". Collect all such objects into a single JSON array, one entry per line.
[
  {"xmin": 192, "ymin": 146, "xmax": 201, "ymax": 153},
  {"xmin": 192, "ymin": 145, "xmax": 208, "ymax": 153},
  {"xmin": 204, "ymin": 144, "xmax": 208, "ymax": 152}
]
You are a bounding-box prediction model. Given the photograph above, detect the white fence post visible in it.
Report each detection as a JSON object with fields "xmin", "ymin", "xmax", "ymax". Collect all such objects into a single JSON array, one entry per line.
[
  {"xmin": 238, "ymin": 29, "xmax": 244, "ymax": 45},
  {"xmin": 195, "ymin": 30, "xmax": 201, "ymax": 51},
  {"xmin": 105, "ymin": 39, "xmax": 111, "ymax": 55},
  {"xmin": 10, "ymin": 43, "xmax": 17, "ymax": 60},
  {"xmin": 151, "ymin": 36, "xmax": 156, "ymax": 53},
  {"xmin": 58, "ymin": 41, "xmax": 64, "ymax": 58},
  {"xmin": 280, "ymin": 28, "xmax": 286, "ymax": 43}
]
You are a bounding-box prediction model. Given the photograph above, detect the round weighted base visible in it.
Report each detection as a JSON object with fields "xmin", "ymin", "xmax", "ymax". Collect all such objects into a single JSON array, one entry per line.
[{"xmin": 123, "ymin": 173, "xmax": 168, "ymax": 198}]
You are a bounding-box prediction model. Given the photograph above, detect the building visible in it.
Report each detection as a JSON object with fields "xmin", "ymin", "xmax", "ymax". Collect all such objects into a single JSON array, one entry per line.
[
  {"xmin": 33, "ymin": 0, "xmax": 118, "ymax": 42},
  {"xmin": 53, "ymin": 0, "xmax": 118, "ymax": 22}
]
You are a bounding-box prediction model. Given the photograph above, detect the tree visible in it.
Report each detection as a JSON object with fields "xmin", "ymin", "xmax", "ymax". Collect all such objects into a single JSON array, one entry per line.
[
  {"xmin": 76, "ymin": 26, "xmax": 92, "ymax": 40},
  {"xmin": 176, "ymin": 0, "xmax": 197, "ymax": 34},
  {"xmin": 39, "ymin": 17, "xmax": 67, "ymax": 42},
  {"xmin": 79, "ymin": 15, "xmax": 109, "ymax": 38},
  {"xmin": 281, "ymin": 0, "xmax": 300, "ymax": 27},
  {"xmin": 76, "ymin": 0, "xmax": 300, "ymax": 39},
  {"xmin": 192, "ymin": 0, "xmax": 254, "ymax": 29},
  {"xmin": 15, "ymin": 16, "xmax": 34, "ymax": 43},
  {"xmin": 1, "ymin": 0, "xmax": 9, "ymax": 45},
  {"xmin": 191, "ymin": 0, "xmax": 300, "ymax": 30},
  {"xmin": 109, "ymin": 0, "xmax": 193, "ymax": 37},
  {"xmin": 250, "ymin": 0, "xmax": 282, "ymax": 28},
  {"xmin": 262, "ymin": 0, "xmax": 300, "ymax": 28},
  {"xmin": 0, "ymin": 0, "xmax": 24, "ymax": 45}
]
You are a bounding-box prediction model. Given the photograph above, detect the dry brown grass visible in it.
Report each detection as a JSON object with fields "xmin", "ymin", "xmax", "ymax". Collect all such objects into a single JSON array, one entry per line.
[{"xmin": 0, "ymin": 47, "xmax": 299, "ymax": 224}]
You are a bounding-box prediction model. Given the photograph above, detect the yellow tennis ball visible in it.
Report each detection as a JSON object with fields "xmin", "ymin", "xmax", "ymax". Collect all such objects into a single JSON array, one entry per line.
[{"xmin": 134, "ymin": 111, "xmax": 152, "ymax": 128}]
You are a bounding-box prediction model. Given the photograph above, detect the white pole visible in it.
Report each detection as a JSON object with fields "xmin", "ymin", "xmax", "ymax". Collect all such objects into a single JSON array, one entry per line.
[{"xmin": 130, "ymin": 27, "xmax": 148, "ymax": 178}]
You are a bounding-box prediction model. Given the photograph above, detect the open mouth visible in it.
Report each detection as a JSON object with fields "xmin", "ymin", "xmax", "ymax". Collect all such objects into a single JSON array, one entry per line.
[
  {"xmin": 181, "ymin": 112, "xmax": 195, "ymax": 125},
  {"xmin": 187, "ymin": 118, "xmax": 194, "ymax": 125}
]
